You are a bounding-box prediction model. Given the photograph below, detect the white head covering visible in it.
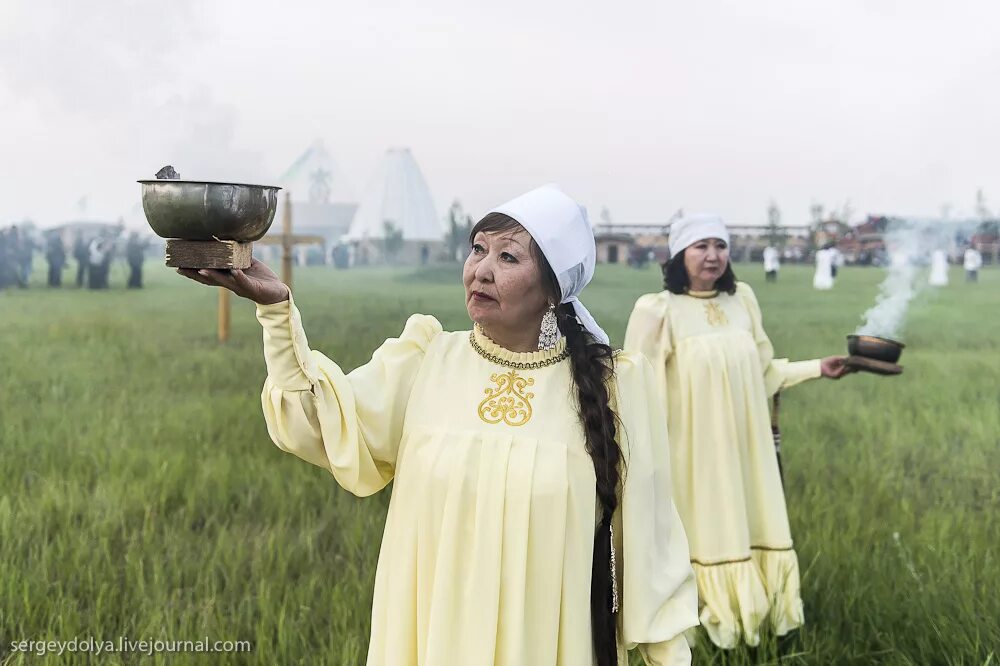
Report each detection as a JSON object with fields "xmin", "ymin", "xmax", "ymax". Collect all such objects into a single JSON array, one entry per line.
[
  {"xmin": 668, "ymin": 213, "xmax": 730, "ymax": 257},
  {"xmin": 488, "ymin": 184, "xmax": 610, "ymax": 345}
]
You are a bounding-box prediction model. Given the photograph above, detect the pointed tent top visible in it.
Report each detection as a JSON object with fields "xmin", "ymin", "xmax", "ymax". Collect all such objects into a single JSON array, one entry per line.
[
  {"xmin": 345, "ymin": 148, "xmax": 443, "ymax": 242},
  {"xmin": 279, "ymin": 140, "xmax": 357, "ymax": 204}
]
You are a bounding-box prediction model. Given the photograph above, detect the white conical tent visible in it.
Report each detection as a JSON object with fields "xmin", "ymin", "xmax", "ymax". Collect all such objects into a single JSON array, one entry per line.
[
  {"xmin": 345, "ymin": 148, "xmax": 443, "ymax": 241},
  {"xmin": 279, "ymin": 139, "xmax": 356, "ymax": 204}
]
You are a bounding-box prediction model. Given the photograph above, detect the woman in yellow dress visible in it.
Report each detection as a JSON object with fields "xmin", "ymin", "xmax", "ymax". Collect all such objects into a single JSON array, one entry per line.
[
  {"xmin": 624, "ymin": 214, "xmax": 849, "ymax": 649},
  {"xmin": 179, "ymin": 185, "xmax": 698, "ymax": 665}
]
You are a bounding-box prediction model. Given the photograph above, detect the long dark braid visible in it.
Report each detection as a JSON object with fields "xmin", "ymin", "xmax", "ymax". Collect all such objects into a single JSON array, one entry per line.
[
  {"xmin": 470, "ymin": 212, "xmax": 624, "ymax": 665},
  {"xmin": 556, "ymin": 302, "xmax": 621, "ymax": 666}
]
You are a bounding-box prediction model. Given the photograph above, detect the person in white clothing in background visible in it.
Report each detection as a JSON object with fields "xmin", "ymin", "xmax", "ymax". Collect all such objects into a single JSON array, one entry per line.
[
  {"xmin": 964, "ymin": 246, "xmax": 983, "ymax": 282},
  {"xmin": 813, "ymin": 246, "xmax": 834, "ymax": 290},
  {"xmin": 929, "ymin": 249, "xmax": 949, "ymax": 287},
  {"xmin": 763, "ymin": 245, "xmax": 780, "ymax": 283},
  {"xmin": 829, "ymin": 246, "xmax": 845, "ymax": 279}
]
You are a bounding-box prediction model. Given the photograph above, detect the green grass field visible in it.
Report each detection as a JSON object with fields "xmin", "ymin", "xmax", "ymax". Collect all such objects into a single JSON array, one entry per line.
[{"xmin": 1, "ymin": 261, "xmax": 998, "ymax": 665}]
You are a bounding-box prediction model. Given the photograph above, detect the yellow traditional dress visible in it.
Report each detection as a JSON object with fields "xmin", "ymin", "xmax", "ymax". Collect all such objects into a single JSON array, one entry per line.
[
  {"xmin": 256, "ymin": 297, "xmax": 699, "ymax": 665},
  {"xmin": 623, "ymin": 282, "xmax": 820, "ymax": 648}
]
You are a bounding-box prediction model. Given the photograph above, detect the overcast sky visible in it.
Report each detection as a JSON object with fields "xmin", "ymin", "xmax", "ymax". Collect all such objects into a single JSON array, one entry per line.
[{"xmin": 1, "ymin": 0, "xmax": 998, "ymax": 229}]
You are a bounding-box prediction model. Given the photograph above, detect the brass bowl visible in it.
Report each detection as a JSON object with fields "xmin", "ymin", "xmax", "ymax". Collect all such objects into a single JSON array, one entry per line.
[
  {"xmin": 847, "ymin": 334, "xmax": 905, "ymax": 364},
  {"xmin": 138, "ymin": 180, "xmax": 281, "ymax": 242}
]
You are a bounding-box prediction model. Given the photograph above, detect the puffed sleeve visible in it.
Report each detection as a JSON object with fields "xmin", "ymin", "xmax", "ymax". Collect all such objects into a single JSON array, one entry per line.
[
  {"xmin": 613, "ymin": 352, "xmax": 699, "ymax": 665},
  {"xmin": 255, "ymin": 296, "xmax": 441, "ymax": 497},
  {"xmin": 737, "ymin": 282, "xmax": 821, "ymax": 396},
  {"xmin": 623, "ymin": 292, "xmax": 673, "ymax": 404}
]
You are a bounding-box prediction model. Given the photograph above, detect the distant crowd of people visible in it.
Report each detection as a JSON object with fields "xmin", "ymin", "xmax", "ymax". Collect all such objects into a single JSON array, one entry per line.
[
  {"xmin": 0, "ymin": 225, "xmax": 34, "ymax": 288},
  {"xmin": 754, "ymin": 242, "xmax": 987, "ymax": 290},
  {"xmin": 0, "ymin": 224, "xmax": 151, "ymax": 291}
]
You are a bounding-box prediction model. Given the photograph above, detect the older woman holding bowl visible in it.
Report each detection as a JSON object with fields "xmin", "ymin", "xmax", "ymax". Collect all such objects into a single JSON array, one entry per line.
[{"xmin": 180, "ymin": 185, "xmax": 698, "ymax": 666}]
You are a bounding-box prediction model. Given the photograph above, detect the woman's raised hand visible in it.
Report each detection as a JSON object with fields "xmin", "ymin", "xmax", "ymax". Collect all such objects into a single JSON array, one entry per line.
[{"xmin": 177, "ymin": 258, "xmax": 290, "ymax": 305}]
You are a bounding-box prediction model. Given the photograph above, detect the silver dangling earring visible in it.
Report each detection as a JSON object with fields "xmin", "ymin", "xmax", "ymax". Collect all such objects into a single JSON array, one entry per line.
[{"xmin": 538, "ymin": 304, "xmax": 559, "ymax": 351}]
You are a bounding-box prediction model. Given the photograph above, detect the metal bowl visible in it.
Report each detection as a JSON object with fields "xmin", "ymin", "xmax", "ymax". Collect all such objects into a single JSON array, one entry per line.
[
  {"xmin": 138, "ymin": 180, "xmax": 281, "ymax": 242},
  {"xmin": 847, "ymin": 334, "xmax": 905, "ymax": 364}
]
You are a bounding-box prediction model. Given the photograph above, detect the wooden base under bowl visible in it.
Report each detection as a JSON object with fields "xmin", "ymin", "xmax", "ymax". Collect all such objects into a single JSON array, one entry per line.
[
  {"xmin": 846, "ymin": 355, "xmax": 903, "ymax": 376},
  {"xmin": 165, "ymin": 239, "xmax": 253, "ymax": 269}
]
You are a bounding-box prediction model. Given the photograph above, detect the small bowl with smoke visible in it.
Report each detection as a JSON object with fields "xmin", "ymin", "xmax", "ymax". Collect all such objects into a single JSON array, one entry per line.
[{"xmin": 847, "ymin": 335, "xmax": 905, "ymax": 364}]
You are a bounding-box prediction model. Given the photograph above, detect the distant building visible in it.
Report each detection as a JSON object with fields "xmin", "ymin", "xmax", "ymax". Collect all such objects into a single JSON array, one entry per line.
[
  {"xmin": 812, "ymin": 219, "xmax": 851, "ymax": 250},
  {"xmin": 46, "ymin": 220, "xmax": 132, "ymax": 252},
  {"xmin": 726, "ymin": 224, "xmax": 811, "ymax": 262},
  {"xmin": 345, "ymin": 148, "xmax": 446, "ymax": 265},
  {"xmin": 971, "ymin": 220, "xmax": 999, "ymax": 264},
  {"xmin": 592, "ymin": 221, "xmax": 813, "ymax": 265},
  {"xmin": 259, "ymin": 143, "xmax": 447, "ymax": 266},
  {"xmin": 836, "ymin": 216, "xmax": 889, "ymax": 265},
  {"xmin": 264, "ymin": 140, "xmax": 359, "ymax": 264},
  {"xmin": 595, "ymin": 230, "xmax": 638, "ymax": 264},
  {"xmin": 593, "ymin": 224, "xmax": 670, "ymax": 266}
]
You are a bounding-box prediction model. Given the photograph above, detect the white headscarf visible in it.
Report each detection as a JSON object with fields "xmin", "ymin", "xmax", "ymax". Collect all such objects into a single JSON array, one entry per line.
[
  {"xmin": 668, "ymin": 213, "xmax": 730, "ymax": 257},
  {"xmin": 489, "ymin": 184, "xmax": 610, "ymax": 345}
]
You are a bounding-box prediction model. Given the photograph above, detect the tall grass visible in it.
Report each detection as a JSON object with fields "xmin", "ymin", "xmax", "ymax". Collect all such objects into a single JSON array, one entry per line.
[{"xmin": 1, "ymin": 261, "xmax": 997, "ymax": 664}]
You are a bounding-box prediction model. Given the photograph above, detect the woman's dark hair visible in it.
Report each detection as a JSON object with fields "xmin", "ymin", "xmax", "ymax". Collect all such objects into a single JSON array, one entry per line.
[
  {"xmin": 662, "ymin": 246, "xmax": 738, "ymax": 295},
  {"xmin": 471, "ymin": 213, "xmax": 622, "ymax": 666}
]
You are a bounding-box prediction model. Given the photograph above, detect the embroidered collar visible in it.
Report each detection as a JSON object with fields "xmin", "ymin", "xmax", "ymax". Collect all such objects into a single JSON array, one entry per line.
[{"xmin": 470, "ymin": 324, "xmax": 569, "ymax": 369}]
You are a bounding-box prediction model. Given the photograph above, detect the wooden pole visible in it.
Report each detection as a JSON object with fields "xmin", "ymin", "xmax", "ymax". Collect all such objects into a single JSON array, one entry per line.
[
  {"xmin": 771, "ymin": 391, "xmax": 784, "ymax": 484},
  {"xmin": 218, "ymin": 287, "xmax": 231, "ymax": 343},
  {"xmin": 282, "ymin": 192, "xmax": 294, "ymax": 292}
]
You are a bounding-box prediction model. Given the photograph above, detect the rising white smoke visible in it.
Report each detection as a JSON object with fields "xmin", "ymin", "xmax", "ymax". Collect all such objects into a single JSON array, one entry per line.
[
  {"xmin": 854, "ymin": 218, "xmax": 977, "ymax": 339},
  {"xmin": 855, "ymin": 225, "xmax": 920, "ymax": 339}
]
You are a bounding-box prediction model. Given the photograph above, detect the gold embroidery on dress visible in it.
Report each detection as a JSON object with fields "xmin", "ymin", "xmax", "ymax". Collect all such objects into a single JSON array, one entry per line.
[
  {"xmin": 478, "ymin": 370, "xmax": 535, "ymax": 426},
  {"xmin": 705, "ymin": 302, "xmax": 728, "ymax": 327}
]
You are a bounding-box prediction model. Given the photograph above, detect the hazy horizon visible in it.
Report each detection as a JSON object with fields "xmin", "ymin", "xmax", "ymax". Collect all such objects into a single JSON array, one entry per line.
[{"xmin": 2, "ymin": 0, "xmax": 998, "ymax": 231}]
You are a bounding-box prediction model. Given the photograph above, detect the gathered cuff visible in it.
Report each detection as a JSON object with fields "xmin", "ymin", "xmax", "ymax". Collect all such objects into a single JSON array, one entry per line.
[
  {"xmin": 255, "ymin": 295, "xmax": 318, "ymax": 390},
  {"xmin": 691, "ymin": 547, "xmax": 804, "ymax": 648}
]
